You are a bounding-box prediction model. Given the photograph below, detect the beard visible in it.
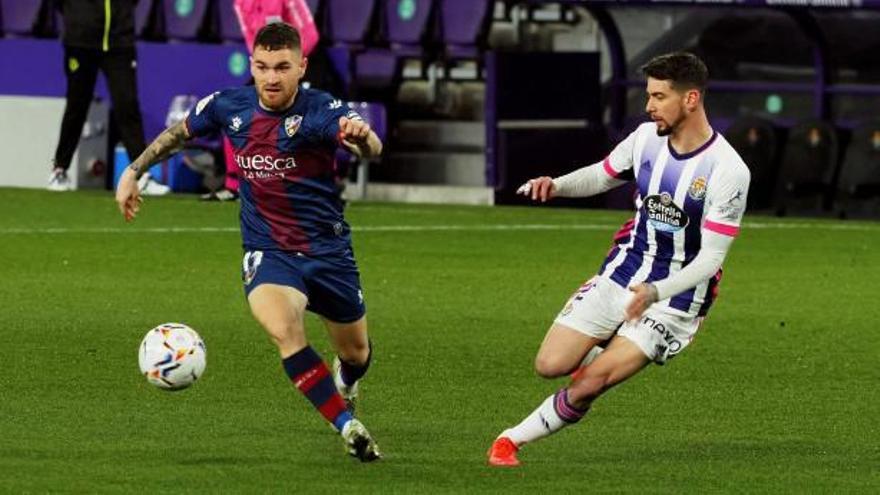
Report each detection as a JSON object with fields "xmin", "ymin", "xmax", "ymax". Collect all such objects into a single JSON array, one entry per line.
[
  {"xmin": 656, "ymin": 124, "xmax": 673, "ymax": 137},
  {"xmin": 258, "ymin": 85, "xmax": 295, "ymax": 111},
  {"xmin": 654, "ymin": 111, "xmax": 686, "ymax": 137}
]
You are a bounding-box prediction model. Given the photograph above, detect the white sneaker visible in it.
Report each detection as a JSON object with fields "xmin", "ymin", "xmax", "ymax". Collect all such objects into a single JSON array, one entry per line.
[
  {"xmin": 333, "ymin": 356, "xmax": 359, "ymax": 413},
  {"xmin": 341, "ymin": 419, "xmax": 381, "ymax": 462},
  {"xmin": 213, "ymin": 188, "xmax": 239, "ymax": 202},
  {"xmin": 48, "ymin": 168, "xmax": 73, "ymax": 191},
  {"xmin": 138, "ymin": 173, "xmax": 171, "ymax": 196}
]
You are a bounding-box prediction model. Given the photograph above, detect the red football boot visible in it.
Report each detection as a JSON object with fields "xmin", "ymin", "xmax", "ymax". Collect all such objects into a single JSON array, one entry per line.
[{"xmin": 487, "ymin": 437, "xmax": 520, "ymax": 467}]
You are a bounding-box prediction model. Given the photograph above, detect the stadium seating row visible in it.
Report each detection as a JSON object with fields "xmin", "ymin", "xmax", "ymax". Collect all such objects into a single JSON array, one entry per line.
[
  {"xmin": 725, "ymin": 117, "xmax": 880, "ymax": 219},
  {"xmin": 0, "ymin": 1, "xmax": 495, "ymax": 99}
]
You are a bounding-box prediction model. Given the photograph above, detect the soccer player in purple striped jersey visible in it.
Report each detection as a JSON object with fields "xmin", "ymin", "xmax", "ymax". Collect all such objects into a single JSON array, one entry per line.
[
  {"xmin": 488, "ymin": 52, "xmax": 751, "ymax": 466},
  {"xmin": 115, "ymin": 23, "xmax": 383, "ymax": 462}
]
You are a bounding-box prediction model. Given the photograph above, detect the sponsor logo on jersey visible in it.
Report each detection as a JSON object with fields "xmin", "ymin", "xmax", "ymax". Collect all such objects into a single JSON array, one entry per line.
[
  {"xmin": 284, "ymin": 115, "xmax": 303, "ymax": 137},
  {"xmin": 229, "ymin": 115, "xmax": 243, "ymax": 132},
  {"xmin": 640, "ymin": 315, "xmax": 683, "ymax": 355},
  {"xmin": 234, "ymin": 153, "xmax": 297, "ymax": 172},
  {"xmin": 644, "ymin": 192, "xmax": 689, "ymax": 232},
  {"xmin": 688, "ymin": 176, "xmax": 707, "ymax": 201},
  {"xmin": 328, "ymin": 99, "xmax": 343, "ymax": 110}
]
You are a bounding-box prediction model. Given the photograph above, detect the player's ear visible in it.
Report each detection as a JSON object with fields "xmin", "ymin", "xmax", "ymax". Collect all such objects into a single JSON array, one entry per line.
[{"xmin": 686, "ymin": 89, "xmax": 700, "ymax": 110}]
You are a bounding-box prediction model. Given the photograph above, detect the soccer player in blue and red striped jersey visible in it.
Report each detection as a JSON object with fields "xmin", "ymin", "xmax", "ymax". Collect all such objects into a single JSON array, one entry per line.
[{"xmin": 115, "ymin": 22, "xmax": 382, "ymax": 462}]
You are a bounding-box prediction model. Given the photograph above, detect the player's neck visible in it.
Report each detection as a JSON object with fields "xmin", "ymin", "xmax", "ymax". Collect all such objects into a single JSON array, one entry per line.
[{"xmin": 668, "ymin": 112, "xmax": 713, "ymax": 156}]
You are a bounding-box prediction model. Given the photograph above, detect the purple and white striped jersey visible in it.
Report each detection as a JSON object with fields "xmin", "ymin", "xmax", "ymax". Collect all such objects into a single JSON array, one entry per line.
[{"xmin": 599, "ymin": 123, "xmax": 750, "ymax": 317}]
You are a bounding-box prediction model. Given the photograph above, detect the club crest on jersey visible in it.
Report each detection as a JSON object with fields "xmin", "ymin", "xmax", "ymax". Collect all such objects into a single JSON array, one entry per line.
[
  {"xmin": 688, "ymin": 176, "xmax": 707, "ymax": 201},
  {"xmin": 229, "ymin": 115, "xmax": 243, "ymax": 132},
  {"xmin": 284, "ymin": 115, "xmax": 302, "ymax": 137},
  {"xmin": 644, "ymin": 192, "xmax": 689, "ymax": 232}
]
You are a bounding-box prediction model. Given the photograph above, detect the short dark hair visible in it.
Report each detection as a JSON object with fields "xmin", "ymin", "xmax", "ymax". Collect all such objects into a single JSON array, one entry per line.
[
  {"xmin": 253, "ymin": 22, "xmax": 302, "ymax": 52},
  {"xmin": 641, "ymin": 52, "xmax": 708, "ymax": 94}
]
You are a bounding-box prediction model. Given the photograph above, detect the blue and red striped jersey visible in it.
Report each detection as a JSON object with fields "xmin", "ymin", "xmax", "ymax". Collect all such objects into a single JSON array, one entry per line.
[{"xmin": 186, "ymin": 86, "xmax": 361, "ymax": 255}]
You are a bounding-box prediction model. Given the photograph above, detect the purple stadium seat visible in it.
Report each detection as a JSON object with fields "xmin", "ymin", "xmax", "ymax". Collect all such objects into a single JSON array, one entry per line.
[
  {"xmin": 163, "ymin": 0, "xmax": 210, "ymax": 40},
  {"xmin": 440, "ymin": 0, "xmax": 492, "ymax": 59},
  {"xmin": 346, "ymin": 0, "xmax": 434, "ymax": 96},
  {"xmin": 1, "ymin": 0, "xmax": 43, "ymax": 36},
  {"xmin": 324, "ymin": 0, "xmax": 379, "ymax": 96},
  {"xmin": 385, "ymin": 0, "xmax": 434, "ymax": 53},
  {"xmin": 216, "ymin": 0, "xmax": 244, "ymax": 43},
  {"xmin": 353, "ymin": 50, "xmax": 398, "ymax": 90},
  {"xmin": 326, "ymin": 0, "xmax": 376, "ymax": 44}
]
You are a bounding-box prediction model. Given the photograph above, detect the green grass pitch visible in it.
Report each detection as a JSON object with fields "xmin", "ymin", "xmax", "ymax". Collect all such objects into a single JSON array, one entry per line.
[{"xmin": 0, "ymin": 188, "xmax": 877, "ymax": 493}]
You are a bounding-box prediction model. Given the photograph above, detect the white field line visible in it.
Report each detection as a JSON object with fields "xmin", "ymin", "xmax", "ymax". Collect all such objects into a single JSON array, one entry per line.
[{"xmin": 0, "ymin": 221, "xmax": 878, "ymax": 235}]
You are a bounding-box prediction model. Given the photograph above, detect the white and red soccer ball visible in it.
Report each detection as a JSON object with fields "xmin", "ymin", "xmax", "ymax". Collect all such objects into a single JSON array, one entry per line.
[{"xmin": 138, "ymin": 323, "xmax": 206, "ymax": 391}]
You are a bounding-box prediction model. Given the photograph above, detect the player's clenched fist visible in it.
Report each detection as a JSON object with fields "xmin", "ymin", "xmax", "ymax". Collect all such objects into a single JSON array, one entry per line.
[
  {"xmin": 516, "ymin": 176, "xmax": 556, "ymax": 202},
  {"xmin": 338, "ymin": 116, "xmax": 371, "ymax": 144}
]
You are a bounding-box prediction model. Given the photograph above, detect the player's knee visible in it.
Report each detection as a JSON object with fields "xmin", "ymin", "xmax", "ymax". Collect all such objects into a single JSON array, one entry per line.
[
  {"xmin": 534, "ymin": 354, "xmax": 570, "ymax": 379},
  {"xmin": 263, "ymin": 320, "xmax": 305, "ymax": 351},
  {"xmin": 337, "ymin": 341, "xmax": 369, "ymax": 365}
]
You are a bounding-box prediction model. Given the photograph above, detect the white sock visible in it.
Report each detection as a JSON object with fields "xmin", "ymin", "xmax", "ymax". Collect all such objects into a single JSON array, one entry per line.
[{"xmin": 501, "ymin": 389, "xmax": 588, "ymax": 446}]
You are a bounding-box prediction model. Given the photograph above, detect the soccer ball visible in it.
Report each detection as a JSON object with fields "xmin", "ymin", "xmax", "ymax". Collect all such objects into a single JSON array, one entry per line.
[{"xmin": 138, "ymin": 323, "xmax": 207, "ymax": 391}]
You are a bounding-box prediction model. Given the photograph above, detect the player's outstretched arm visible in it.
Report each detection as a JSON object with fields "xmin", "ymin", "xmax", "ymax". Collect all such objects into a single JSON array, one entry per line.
[
  {"xmin": 338, "ymin": 116, "xmax": 382, "ymax": 159},
  {"xmin": 517, "ymin": 162, "xmax": 627, "ymax": 203},
  {"xmin": 115, "ymin": 122, "xmax": 191, "ymax": 222}
]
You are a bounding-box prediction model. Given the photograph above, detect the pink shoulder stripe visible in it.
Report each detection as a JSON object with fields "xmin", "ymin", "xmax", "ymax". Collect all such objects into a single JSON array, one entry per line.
[{"xmin": 704, "ymin": 219, "xmax": 740, "ymax": 237}]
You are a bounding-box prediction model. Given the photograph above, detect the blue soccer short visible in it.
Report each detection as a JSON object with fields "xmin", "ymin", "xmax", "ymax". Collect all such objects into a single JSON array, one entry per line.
[{"xmin": 241, "ymin": 248, "xmax": 366, "ymax": 323}]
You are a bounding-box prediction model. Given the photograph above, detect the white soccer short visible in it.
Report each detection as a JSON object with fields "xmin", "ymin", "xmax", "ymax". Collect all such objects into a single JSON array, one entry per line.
[{"xmin": 554, "ymin": 275, "xmax": 703, "ymax": 364}]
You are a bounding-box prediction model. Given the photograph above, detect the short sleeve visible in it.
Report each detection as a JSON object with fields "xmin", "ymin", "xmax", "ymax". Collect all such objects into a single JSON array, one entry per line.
[
  {"xmin": 602, "ymin": 129, "xmax": 638, "ymax": 181},
  {"xmin": 185, "ymin": 92, "xmax": 222, "ymax": 138},
  {"xmin": 703, "ymin": 163, "xmax": 751, "ymax": 237},
  {"xmin": 316, "ymin": 94, "xmax": 363, "ymax": 146}
]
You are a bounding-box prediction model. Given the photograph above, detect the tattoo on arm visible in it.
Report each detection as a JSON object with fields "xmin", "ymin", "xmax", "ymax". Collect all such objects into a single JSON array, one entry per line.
[{"xmin": 127, "ymin": 122, "xmax": 190, "ymax": 177}]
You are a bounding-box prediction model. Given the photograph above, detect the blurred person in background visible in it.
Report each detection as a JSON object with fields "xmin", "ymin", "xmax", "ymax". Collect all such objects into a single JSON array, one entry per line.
[{"xmin": 49, "ymin": 0, "xmax": 169, "ymax": 195}]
